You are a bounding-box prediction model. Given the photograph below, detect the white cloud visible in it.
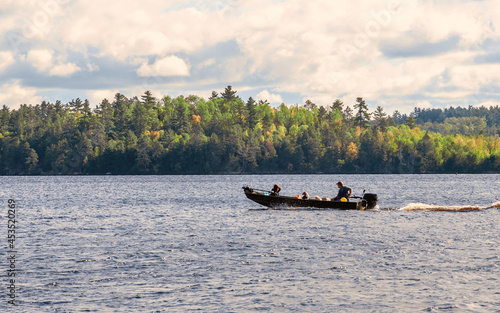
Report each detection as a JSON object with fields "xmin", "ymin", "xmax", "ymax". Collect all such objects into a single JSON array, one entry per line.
[
  {"xmin": 0, "ymin": 51, "xmax": 15, "ymax": 72},
  {"xmin": 415, "ymin": 100, "xmax": 433, "ymax": 110},
  {"xmin": 199, "ymin": 58, "xmax": 215, "ymax": 68},
  {"xmin": 477, "ymin": 100, "xmax": 500, "ymax": 108},
  {"xmin": 0, "ymin": 0, "xmax": 15, "ymax": 10},
  {"xmin": 87, "ymin": 89, "xmax": 120, "ymax": 105},
  {"xmin": 50, "ymin": 62, "xmax": 80, "ymax": 76},
  {"xmin": 56, "ymin": 1, "xmax": 233, "ymax": 61},
  {"xmin": 26, "ymin": 49, "xmax": 80, "ymax": 76},
  {"xmin": 446, "ymin": 64, "xmax": 500, "ymax": 91},
  {"xmin": 0, "ymin": 80, "xmax": 41, "ymax": 109},
  {"xmin": 137, "ymin": 56, "xmax": 190, "ymax": 77},
  {"xmin": 27, "ymin": 49, "xmax": 53, "ymax": 72},
  {"xmin": 407, "ymin": 1, "xmax": 494, "ymax": 46},
  {"xmin": 256, "ymin": 90, "xmax": 283, "ymax": 104},
  {"xmin": 228, "ymin": 0, "xmax": 500, "ymax": 109},
  {"xmin": 2, "ymin": 0, "xmax": 500, "ymax": 112}
]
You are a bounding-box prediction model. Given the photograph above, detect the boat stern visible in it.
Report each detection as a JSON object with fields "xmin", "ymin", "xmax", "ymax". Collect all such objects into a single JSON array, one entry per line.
[{"xmin": 362, "ymin": 193, "xmax": 378, "ymax": 209}]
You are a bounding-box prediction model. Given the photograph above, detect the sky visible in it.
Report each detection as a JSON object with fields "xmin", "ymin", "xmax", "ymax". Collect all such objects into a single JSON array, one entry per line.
[{"xmin": 1, "ymin": 0, "xmax": 500, "ymax": 114}]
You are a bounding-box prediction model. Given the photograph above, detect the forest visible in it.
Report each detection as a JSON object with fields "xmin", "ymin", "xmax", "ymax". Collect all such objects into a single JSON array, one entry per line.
[{"xmin": 1, "ymin": 86, "xmax": 500, "ymax": 175}]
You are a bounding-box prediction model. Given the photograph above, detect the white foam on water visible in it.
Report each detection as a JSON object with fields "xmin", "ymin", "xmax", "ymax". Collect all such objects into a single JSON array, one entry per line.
[{"xmin": 399, "ymin": 202, "xmax": 494, "ymax": 212}]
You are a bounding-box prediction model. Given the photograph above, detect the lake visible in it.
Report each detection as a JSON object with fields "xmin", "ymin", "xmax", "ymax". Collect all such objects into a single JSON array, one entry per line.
[{"xmin": 1, "ymin": 174, "xmax": 499, "ymax": 312}]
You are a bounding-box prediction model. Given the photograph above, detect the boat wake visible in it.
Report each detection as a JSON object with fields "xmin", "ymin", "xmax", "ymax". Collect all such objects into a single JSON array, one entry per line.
[
  {"xmin": 399, "ymin": 202, "xmax": 500, "ymax": 212},
  {"xmin": 249, "ymin": 202, "xmax": 500, "ymax": 212}
]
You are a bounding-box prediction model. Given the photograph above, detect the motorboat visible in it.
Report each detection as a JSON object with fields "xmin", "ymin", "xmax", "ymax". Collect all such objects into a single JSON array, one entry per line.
[{"xmin": 242, "ymin": 186, "xmax": 378, "ymax": 210}]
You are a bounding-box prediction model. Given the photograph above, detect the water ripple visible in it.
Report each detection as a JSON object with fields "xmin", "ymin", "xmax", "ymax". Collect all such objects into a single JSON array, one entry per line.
[{"xmin": 2, "ymin": 174, "xmax": 499, "ymax": 312}]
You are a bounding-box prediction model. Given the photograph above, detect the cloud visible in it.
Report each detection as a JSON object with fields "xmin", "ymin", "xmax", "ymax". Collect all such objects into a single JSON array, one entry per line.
[
  {"xmin": 477, "ymin": 100, "xmax": 500, "ymax": 108},
  {"xmin": 87, "ymin": 89, "xmax": 120, "ymax": 105},
  {"xmin": 137, "ymin": 56, "xmax": 190, "ymax": 77},
  {"xmin": 256, "ymin": 89, "xmax": 283, "ymax": 104},
  {"xmin": 198, "ymin": 58, "xmax": 215, "ymax": 68},
  {"xmin": 0, "ymin": 0, "xmax": 15, "ymax": 11},
  {"xmin": 27, "ymin": 49, "xmax": 53, "ymax": 72},
  {"xmin": 0, "ymin": 80, "xmax": 41, "ymax": 109},
  {"xmin": 1, "ymin": 0, "xmax": 500, "ymax": 114},
  {"xmin": 415, "ymin": 100, "xmax": 433, "ymax": 109},
  {"xmin": 50, "ymin": 63, "xmax": 81, "ymax": 76},
  {"xmin": 0, "ymin": 51, "xmax": 15, "ymax": 72},
  {"xmin": 381, "ymin": 36, "xmax": 461, "ymax": 58},
  {"xmin": 56, "ymin": 1, "xmax": 234, "ymax": 61},
  {"xmin": 26, "ymin": 49, "xmax": 80, "ymax": 76},
  {"xmin": 225, "ymin": 0, "xmax": 500, "ymax": 112}
]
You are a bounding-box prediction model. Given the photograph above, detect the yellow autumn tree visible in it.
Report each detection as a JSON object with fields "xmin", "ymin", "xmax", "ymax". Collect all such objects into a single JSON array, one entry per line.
[
  {"xmin": 192, "ymin": 115, "xmax": 201, "ymax": 124},
  {"xmin": 346, "ymin": 142, "xmax": 358, "ymax": 161}
]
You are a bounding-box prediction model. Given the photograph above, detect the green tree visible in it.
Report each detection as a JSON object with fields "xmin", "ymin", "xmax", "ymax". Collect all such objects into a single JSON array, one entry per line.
[
  {"xmin": 172, "ymin": 96, "xmax": 190, "ymax": 132},
  {"xmin": 405, "ymin": 115, "xmax": 417, "ymax": 128},
  {"xmin": 353, "ymin": 97, "xmax": 370, "ymax": 127},
  {"xmin": 113, "ymin": 93, "xmax": 131, "ymax": 136},
  {"xmin": 221, "ymin": 85, "xmax": 238, "ymax": 102},
  {"xmin": 372, "ymin": 106, "xmax": 388, "ymax": 130},
  {"xmin": 246, "ymin": 97, "xmax": 257, "ymax": 130},
  {"xmin": 98, "ymin": 98, "xmax": 115, "ymax": 136},
  {"xmin": 1, "ymin": 89, "xmax": 500, "ymax": 175},
  {"xmin": 141, "ymin": 90, "xmax": 156, "ymax": 110},
  {"xmin": 209, "ymin": 91, "xmax": 219, "ymax": 100},
  {"xmin": 331, "ymin": 99, "xmax": 344, "ymax": 112},
  {"xmin": 416, "ymin": 132, "xmax": 438, "ymax": 173},
  {"xmin": 78, "ymin": 99, "xmax": 92, "ymax": 131},
  {"xmin": 304, "ymin": 99, "xmax": 316, "ymax": 111},
  {"xmin": 69, "ymin": 98, "xmax": 83, "ymax": 114}
]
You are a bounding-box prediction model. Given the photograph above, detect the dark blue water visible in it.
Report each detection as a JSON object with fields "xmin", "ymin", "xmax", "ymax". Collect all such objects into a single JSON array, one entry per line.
[{"xmin": 1, "ymin": 174, "xmax": 499, "ymax": 312}]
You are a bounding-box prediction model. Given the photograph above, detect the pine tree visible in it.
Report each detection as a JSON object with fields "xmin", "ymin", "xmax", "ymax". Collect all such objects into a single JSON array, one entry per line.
[
  {"xmin": 353, "ymin": 97, "xmax": 370, "ymax": 127},
  {"xmin": 221, "ymin": 85, "xmax": 238, "ymax": 102},
  {"xmin": 331, "ymin": 99, "xmax": 343, "ymax": 112},
  {"xmin": 372, "ymin": 106, "xmax": 388, "ymax": 129},
  {"xmin": 246, "ymin": 97, "xmax": 257, "ymax": 129},
  {"xmin": 141, "ymin": 90, "xmax": 156, "ymax": 110}
]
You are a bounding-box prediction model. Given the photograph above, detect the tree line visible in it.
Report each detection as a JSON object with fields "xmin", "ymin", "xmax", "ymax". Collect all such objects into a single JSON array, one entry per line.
[{"xmin": 1, "ymin": 86, "xmax": 499, "ymax": 175}]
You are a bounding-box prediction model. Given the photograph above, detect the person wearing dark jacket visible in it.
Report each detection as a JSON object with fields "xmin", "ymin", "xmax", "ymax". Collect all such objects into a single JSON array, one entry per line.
[
  {"xmin": 271, "ymin": 184, "xmax": 281, "ymax": 196},
  {"xmin": 302, "ymin": 191, "xmax": 309, "ymax": 200},
  {"xmin": 333, "ymin": 181, "xmax": 352, "ymax": 201}
]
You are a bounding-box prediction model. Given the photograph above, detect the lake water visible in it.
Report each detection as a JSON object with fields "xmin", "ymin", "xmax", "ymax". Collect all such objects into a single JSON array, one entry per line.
[{"xmin": 1, "ymin": 174, "xmax": 499, "ymax": 312}]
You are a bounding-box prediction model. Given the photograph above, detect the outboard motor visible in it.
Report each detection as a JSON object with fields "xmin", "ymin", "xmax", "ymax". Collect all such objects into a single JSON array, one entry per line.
[{"xmin": 362, "ymin": 193, "xmax": 378, "ymax": 209}]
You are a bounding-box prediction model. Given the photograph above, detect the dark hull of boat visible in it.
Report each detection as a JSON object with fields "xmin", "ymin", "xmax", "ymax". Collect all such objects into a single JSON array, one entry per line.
[{"xmin": 243, "ymin": 188, "xmax": 367, "ymax": 210}]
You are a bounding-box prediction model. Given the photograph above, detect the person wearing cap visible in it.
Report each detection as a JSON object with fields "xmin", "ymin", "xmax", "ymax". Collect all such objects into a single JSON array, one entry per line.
[{"xmin": 332, "ymin": 181, "xmax": 352, "ymax": 201}]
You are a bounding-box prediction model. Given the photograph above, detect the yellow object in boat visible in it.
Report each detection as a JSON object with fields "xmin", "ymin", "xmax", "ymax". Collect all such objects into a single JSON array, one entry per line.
[{"xmin": 340, "ymin": 197, "xmax": 347, "ymax": 202}]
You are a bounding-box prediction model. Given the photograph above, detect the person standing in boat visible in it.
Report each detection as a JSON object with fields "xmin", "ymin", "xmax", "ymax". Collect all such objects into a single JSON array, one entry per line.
[{"xmin": 332, "ymin": 181, "xmax": 352, "ymax": 201}]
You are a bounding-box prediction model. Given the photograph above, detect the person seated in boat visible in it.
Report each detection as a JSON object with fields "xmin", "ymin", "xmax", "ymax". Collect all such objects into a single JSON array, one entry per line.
[
  {"xmin": 271, "ymin": 184, "xmax": 281, "ymax": 196},
  {"xmin": 302, "ymin": 191, "xmax": 309, "ymax": 200},
  {"xmin": 332, "ymin": 181, "xmax": 352, "ymax": 201}
]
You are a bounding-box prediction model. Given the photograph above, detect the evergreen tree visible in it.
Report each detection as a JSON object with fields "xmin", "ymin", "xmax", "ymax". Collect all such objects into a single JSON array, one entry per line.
[
  {"xmin": 98, "ymin": 98, "xmax": 115, "ymax": 136},
  {"xmin": 405, "ymin": 115, "xmax": 417, "ymax": 128},
  {"xmin": 69, "ymin": 98, "xmax": 83, "ymax": 114},
  {"xmin": 209, "ymin": 91, "xmax": 219, "ymax": 100},
  {"xmin": 113, "ymin": 93, "xmax": 131, "ymax": 135},
  {"xmin": 392, "ymin": 110, "xmax": 403, "ymax": 124},
  {"xmin": 141, "ymin": 90, "xmax": 156, "ymax": 110},
  {"xmin": 1, "ymin": 89, "xmax": 500, "ymax": 175},
  {"xmin": 353, "ymin": 97, "xmax": 370, "ymax": 127},
  {"xmin": 304, "ymin": 99, "xmax": 316, "ymax": 111},
  {"xmin": 221, "ymin": 85, "xmax": 238, "ymax": 102},
  {"xmin": 246, "ymin": 97, "xmax": 257, "ymax": 130},
  {"xmin": 331, "ymin": 99, "xmax": 344, "ymax": 112},
  {"xmin": 372, "ymin": 106, "xmax": 388, "ymax": 129}
]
